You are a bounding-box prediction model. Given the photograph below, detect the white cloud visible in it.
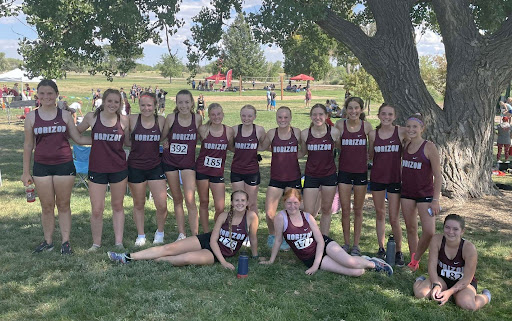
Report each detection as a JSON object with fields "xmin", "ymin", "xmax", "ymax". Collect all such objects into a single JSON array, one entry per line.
[
  {"xmin": 415, "ymin": 28, "xmax": 445, "ymax": 56},
  {"xmin": 0, "ymin": 39, "xmax": 22, "ymax": 59}
]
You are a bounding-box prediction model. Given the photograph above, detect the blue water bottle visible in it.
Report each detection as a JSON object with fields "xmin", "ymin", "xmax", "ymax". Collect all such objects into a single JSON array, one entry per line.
[
  {"xmin": 237, "ymin": 251, "xmax": 249, "ymax": 278},
  {"xmin": 385, "ymin": 235, "xmax": 396, "ymax": 266}
]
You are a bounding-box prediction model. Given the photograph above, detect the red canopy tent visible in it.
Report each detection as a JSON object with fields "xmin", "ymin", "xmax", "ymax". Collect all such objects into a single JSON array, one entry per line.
[
  {"xmin": 290, "ymin": 74, "xmax": 315, "ymax": 81},
  {"xmin": 205, "ymin": 73, "xmax": 226, "ymax": 80}
]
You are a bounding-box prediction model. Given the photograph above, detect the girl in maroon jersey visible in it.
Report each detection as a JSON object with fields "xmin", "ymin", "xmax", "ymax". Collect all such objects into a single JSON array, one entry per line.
[
  {"xmin": 401, "ymin": 113, "xmax": 442, "ymax": 271},
  {"xmin": 368, "ymin": 103, "xmax": 407, "ymax": 265},
  {"xmin": 230, "ymin": 105, "xmax": 266, "ymax": 217},
  {"xmin": 161, "ymin": 90, "xmax": 202, "ymax": 241},
  {"xmin": 334, "ymin": 97, "xmax": 373, "ymax": 256},
  {"xmin": 196, "ymin": 103, "xmax": 235, "ymax": 232},
  {"xmin": 413, "ymin": 214, "xmax": 491, "ymax": 310},
  {"xmin": 300, "ymin": 104, "xmax": 340, "ymax": 235},
  {"xmin": 260, "ymin": 189, "xmax": 393, "ymax": 276},
  {"xmin": 259, "ymin": 106, "xmax": 302, "ymax": 250},
  {"xmin": 78, "ymin": 89, "xmax": 130, "ymax": 251},
  {"xmin": 108, "ymin": 190, "xmax": 259, "ymax": 268},
  {"xmin": 22, "ymin": 79, "xmax": 91, "ymax": 255},
  {"xmin": 126, "ymin": 93, "xmax": 168, "ymax": 246}
]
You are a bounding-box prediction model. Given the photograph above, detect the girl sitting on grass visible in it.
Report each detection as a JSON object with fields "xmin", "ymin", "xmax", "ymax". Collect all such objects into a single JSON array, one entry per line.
[
  {"xmin": 413, "ymin": 214, "xmax": 491, "ymax": 310},
  {"xmin": 107, "ymin": 190, "xmax": 258, "ymax": 269},
  {"xmin": 260, "ymin": 189, "xmax": 393, "ymax": 277}
]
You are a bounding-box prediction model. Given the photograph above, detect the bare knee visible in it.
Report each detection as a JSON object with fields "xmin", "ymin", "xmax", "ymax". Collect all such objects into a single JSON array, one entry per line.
[
  {"xmin": 173, "ymin": 193, "xmax": 184, "ymax": 205},
  {"xmin": 375, "ymin": 208, "xmax": 386, "ymax": 220},
  {"xmin": 421, "ymin": 229, "xmax": 434, "ymax": 240},
  {"xmin": 199, "ymin": 199, "xmax": 209, "ymax": 209}
]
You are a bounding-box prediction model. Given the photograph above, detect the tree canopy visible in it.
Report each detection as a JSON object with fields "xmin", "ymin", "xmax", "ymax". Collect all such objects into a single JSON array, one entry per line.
[
  {"xmin": 157, "ymin": 53, "xmax": 184, "ymax": 83},
  {"xmin": 221, "ymin": 13, "xmax": 266, "ymax": 78}
]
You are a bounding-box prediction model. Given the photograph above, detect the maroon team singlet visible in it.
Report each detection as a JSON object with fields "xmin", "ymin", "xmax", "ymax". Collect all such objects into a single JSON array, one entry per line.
[
  {"xmin": 195, "ymin": 125, "xmax": 228, "ymax": 177},
  {"xmin": 305, "ymin": 126, "xmax": 336, "ymax": 177},
  {"xmin": 89, "ymin": 114, "xmax": 127, "ymax": 173},
  {"xmin": 281, "ymin": 210, "xmax": 317, "ymax": 261},
  {"xmin": 270, "ymin": 129, "xmax": 301, "ymax": 181},
  {"xmin": 231, "ymin": 124, "xmax": 259, "ymax": 174},
  {"xmin": 401, "ymin": 140, "xmax": 433, "ymax": 198},
  {"xmin": 33, "ymin": 109, "xmax": 72, "ymax": 165},
  {"xmin": 162, "ymin": 113, "xmax": 198, "ymax": 169},
  {"xmin": 370, "ymin": 126, "xmax": 402, "ymax": 184},
  {"xmin": 339, "ymin": 120, "xmax": 367, "ymax": 173},
  {"xmin": 217, "ymin": 211, "xmax": 248, "ymax": 257},
  {"xmin": 128, "ymin": 115, "xmax": 161, "ymax": 170},
  {"xmin": 437, "ymin": 236, "xmax": 477, "ymax": 288}
]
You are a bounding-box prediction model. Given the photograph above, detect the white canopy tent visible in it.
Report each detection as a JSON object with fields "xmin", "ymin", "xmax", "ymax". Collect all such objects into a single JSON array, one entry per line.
[{"xmin": 0, "ymin": 68, "xmax": 43, "ymax": 83}]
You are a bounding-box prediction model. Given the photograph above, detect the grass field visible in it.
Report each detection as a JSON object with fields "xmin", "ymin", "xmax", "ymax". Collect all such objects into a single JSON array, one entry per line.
[{"xmin": 0, "ymin": 73, "xmax": 511, "ymax": 321}]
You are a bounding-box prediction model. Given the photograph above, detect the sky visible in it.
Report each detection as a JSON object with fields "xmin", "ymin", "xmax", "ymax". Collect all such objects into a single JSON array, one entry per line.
[{"xmin": 0, "ymin": 1, "xmax": 444, "ymax": 67}]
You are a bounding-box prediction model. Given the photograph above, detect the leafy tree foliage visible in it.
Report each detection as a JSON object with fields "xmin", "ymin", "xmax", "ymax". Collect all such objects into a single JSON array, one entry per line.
[
  {"xmin": 419, "ymin": 55, "xmax": 447, "ymax": 97},
  {"xmin": 221, "ymin": 13, "xmax": 265, "ymax": 78},
  {"xmin": 281, "ymin": 25, "xmax": 334, "ymax": 79},
  {"xmin": 157, "ymin": 53, "xmax": 184, "ymax": 83},
  {"xmin": 344, "ymin": 67, "xmax": 382, "ymax": 107},
  {"xmin": 14, "ymin": 0, "xmax": 183, "ymax": 80}
]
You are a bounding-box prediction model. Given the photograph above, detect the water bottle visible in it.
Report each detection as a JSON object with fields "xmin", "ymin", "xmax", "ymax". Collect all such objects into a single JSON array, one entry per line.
[
  {"xmin": 385, "ymin": 235, "xmax": 396, "ymax": 266},
  {"xmin": 237, "ymin": 251, "xmax": 249, "ymax": 278},
  {"xmin": 428, "ymin": 206, "xmax": 442, "ymax": 216},
  {"xmin": 26, "ymin": 183, "xmax": 36, "ymax": 203}
]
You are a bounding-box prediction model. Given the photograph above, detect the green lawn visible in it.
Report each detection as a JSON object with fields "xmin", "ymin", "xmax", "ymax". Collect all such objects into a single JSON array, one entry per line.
[{"xmin": 0, "ymin": 73, "xmax": 510, "ymax": 321}]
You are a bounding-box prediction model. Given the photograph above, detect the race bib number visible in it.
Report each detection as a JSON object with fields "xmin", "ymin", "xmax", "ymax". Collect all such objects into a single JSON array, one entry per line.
[
  {"xmin": 170, "ymin": 143, "xmax": 188, "ymax": 155},
  {"xmin": 440, "ymin": 269, "xmax": 463, "ymax": 281},
  {"xmin": 294, "ymin": 237, "xmax": 314, "ymax": 250},
  {"xmin": 204, "ymin": 156, "xmax": 222, "ymax": 168},
  {"xmin": 220, "ymin": 236, "xmax": 238, "ymax": 250}
]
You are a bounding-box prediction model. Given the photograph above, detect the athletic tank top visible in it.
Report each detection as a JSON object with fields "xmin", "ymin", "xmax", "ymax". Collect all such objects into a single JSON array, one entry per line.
[
  {"xmin": 401, "ymin": 140, "xmax": 433, "ymax": 198},
  {"xmin": 127, "ymin": 115, "xmax": 161, "ymax": 170},
  {"xmin": 339, "ymin": 120, "xmax": 367, "ymax": 173},
  {"xmin": 270, "ymin": 129, "xmax": 301, "ymax": 181},
  {"xmin": 231, "ymin": 124, "xmax": 259, "ymax": 174},
  {"xmin": 33, "ymin": 109, "xmax": 72, "ymax": 165},
  {"xmin": 281, "ymin": 210, "xmax": 317, "ymax": 261},
  {"xmin": 305, "ymin": 125, "xmax": 336, "ymax": 177},
  {"xmin": 195, "ymin": 125, "xmax": 228, "ymax": 177},
  {"xmin": 437, "ymin": 236, "xmax": 476, "ymax": 284},
  {"xmin": 162, "ymin": 113, "xmax": 197, "ymax": 169},
  {"xmin": 217, "ymin": 211, "xmax": 248, "ymax": 257},
  {"xmin": 370, "ymin": 126, "xmax": 402, "ymax": 184},
  {"xmin": 89, "ymin": 113, "xmax": 127, "ymax": 173}
]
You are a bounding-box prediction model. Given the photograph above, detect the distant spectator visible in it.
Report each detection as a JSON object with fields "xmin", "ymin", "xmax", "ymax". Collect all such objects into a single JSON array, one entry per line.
[
  {"xmin": 197, "ymin": 94, "xmax": 205, "ymax": 118},
  {"xmin": 305, "ymin": 87, "xmax": 312, "ymax": 108},
  {"xmin": 120, "ymin": 88, "xmax": 127, "ymax": 101},
  {"xmin": 68, "ymin": 101, "xmax": 84, "ymax": 124},
  {"xmin": 266, "ymin": 88, "xmax": 271, "ymax": 111},
  {"xmin": 192, "ymin": 80, "xmax": 196, "ymax": 90},
  {"xmin": 252, "ymin": 80, "xmax": 255, "ymax": 89},
  {"xmin": 496, "ymin": 116, "xmax": 511, "ymax": 161},
  {"xmin": 94, "ymin": 97, "xmax": 102, "ymax": 111},
  {"xmin": 345, "ymin": 90, "xmax": 351, "ymax": 100},
  {"xmin": 157, "ymin": 89, "xmax": 168, "ymax": 114},
  {"xmin": 270, "ymin": 88, "xmax": 277, "ymax": 111}
]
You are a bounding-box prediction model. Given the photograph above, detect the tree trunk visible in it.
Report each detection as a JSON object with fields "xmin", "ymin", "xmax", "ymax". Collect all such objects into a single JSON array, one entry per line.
[
  {"xmin": 316, "ymin": 0, "xmax": 512, "ymax": 198},
  {"xmin": 169, "ymin": 76, "xmax": 172, "ymax": 83}
]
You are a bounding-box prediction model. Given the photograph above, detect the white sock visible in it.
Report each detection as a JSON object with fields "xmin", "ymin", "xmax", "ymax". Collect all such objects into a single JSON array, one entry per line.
[
  {"xmin": 155, "ymin": 231, "xmax": 164, "ymax": 237},
  {"xmin": 137, "ymin": 234, "xmax": 146, "ymax": 239}
]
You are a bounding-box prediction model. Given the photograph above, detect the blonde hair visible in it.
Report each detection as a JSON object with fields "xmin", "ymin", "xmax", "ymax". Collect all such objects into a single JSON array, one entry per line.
[{"xmin": 241, "ymin": 104, "xmax": 257, "ymax": 117}]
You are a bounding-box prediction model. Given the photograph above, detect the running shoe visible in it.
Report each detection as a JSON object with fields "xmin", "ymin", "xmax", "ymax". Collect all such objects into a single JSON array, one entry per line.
[
  {"xmin": 369, "ymin": 257, "xmax": 393, "ymax": 276},
  {"xmin": 415, "ymin": 275, "xmax": 426, "ymax": 283},
  {"xmin": 482, "ymin": 289, "xmax": 491, "ymax": 303},
  {"xmin": 280, "ymin": 240, "xmax": 290, "ymax": 251},
  {"xmin": 175, "ymin": 233, "xmax": 186, "ymax": 242},
  {"xmin": 395, "ymin": 251, "xmax": 405, "ymax": 267},
  {"xmin": 134, "ymin": 236, "xmax": 146, "ymax": 247},
  {"xmin": 87, "ymin": 244, "xmax": 101, "ymax": 252},
  {"xmin": 267, "ymin": 234, "xmax": 275, "ymax": 248},
  {"xmin": 350, "ymin": 245, "xmax": 361, "ymax": 256},
  {"xmin": 107, "ymin": 251, "xmax": 129, "ymax": 264},
  {"xmin": 60, "ymin": 241, "xmax": 73, "ymax": 255},
  {"xmin": 33, "ymin": 240, "xmax": 54, "ymax": 253},
  {"xmin": 153, "ymin": 231, "xmax": 164, "ymax": 244},
  {"xmin": 341, "ymin": 244, "xmax": 351, "ymax": 253},
  {"xmin": 376, "ymin": 247, "xmax": 386, "ymax": 260}
]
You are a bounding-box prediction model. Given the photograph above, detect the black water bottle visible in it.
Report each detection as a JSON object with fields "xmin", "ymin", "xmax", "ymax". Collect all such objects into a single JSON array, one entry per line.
[
  {"xmin": 237, "ymin": 251, "xmax": 249, "ymax": 278},
  {"xmin": 385, "ymin": 235, "xmax": 396, "ymax": 266}
]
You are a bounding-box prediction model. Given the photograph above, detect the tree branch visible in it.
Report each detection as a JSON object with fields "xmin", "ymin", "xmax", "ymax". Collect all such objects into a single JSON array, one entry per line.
[
  {"xmin": 431, "ymin": 0, "xmax": 481, "ymax": 60},
  {"xmin": 315, "ymin": 8, "xmax": 372, "ymax": 63}
]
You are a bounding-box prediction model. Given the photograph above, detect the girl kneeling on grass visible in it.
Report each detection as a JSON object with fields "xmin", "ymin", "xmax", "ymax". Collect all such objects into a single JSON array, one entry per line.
[
  {"xmin": 260, "ymin": 189, "xmax": 393, "ymax": 276},
  {"xmin": 107, "ymin": 190, "xmax": 258, "ymax": 269},
  {"xmin": 413, "ymin": 214, "xmax": 491, "ymax": 310}
]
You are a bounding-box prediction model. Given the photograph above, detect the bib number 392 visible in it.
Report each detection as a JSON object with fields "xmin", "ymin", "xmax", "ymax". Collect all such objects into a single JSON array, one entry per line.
[
  {"xmin": 204, "ymin": 156, "xmax": 222, "ymax": 168},
  {"xmin": 170, "ymin": 143, "xmax": 188, "ymax": 155}
]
